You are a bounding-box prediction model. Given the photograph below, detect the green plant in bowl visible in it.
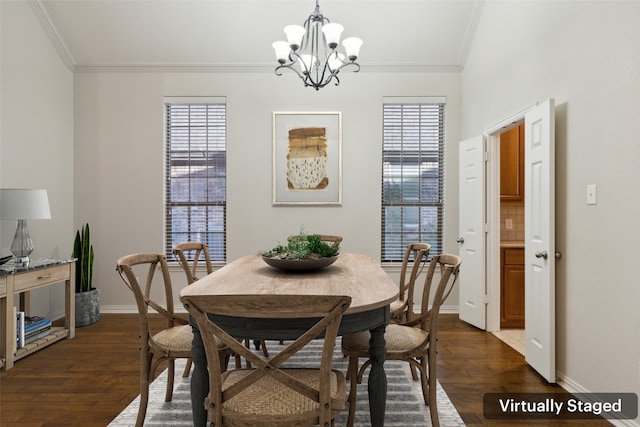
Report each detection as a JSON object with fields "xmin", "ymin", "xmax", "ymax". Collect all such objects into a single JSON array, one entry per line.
[{"xmin": 262, "ymin": 233, "xmax": 341, "ymax": 260}]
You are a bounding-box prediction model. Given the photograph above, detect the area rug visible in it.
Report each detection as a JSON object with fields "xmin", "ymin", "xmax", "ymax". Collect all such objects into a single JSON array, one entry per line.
[{"xmin": 109, "ymin": 340, "xmax": 465, "ymax": 426}]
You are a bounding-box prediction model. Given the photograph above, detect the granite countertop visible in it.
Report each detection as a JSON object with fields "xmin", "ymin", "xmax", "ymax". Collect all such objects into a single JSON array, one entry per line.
[
  {"xmin": 500, "ymin": 241, "xmax": 524, "ymax": 249},
  {"xmin": 0, "ymin": 258, "xmax": 76, "ymax": 275}
]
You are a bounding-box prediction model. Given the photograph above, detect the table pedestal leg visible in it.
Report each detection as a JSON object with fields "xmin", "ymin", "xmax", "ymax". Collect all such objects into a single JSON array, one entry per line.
[
  {"xmin": 368, "ymin": 324, "xmax": 387, "ymax": 427},
  {"xmin": 190, "ymin": 317, "xmax": 208, "ymax": 427}
]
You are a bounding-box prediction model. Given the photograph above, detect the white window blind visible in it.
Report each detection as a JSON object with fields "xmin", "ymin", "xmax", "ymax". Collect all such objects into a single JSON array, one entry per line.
[
  {"xmin": 165, "ymin": 99, "xmax": 226, "ymax": 262},
  {"xmin": 381, "ymin": 98, "xmax": 446, "ymax": 262}
]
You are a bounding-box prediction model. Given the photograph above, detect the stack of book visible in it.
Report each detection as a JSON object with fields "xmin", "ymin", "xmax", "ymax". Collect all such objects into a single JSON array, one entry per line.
[{"xmin": 16, "ymin": 311, "xmax": 52, "ymax": 349}]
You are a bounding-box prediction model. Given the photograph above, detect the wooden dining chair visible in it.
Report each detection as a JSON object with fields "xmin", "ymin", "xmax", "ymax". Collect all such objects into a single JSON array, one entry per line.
[
  {"xmin": 389, "ymin": 243, "xmax": 430, "ymax": 323},
  {"xmin": 181, "ymin": 293, "xmax": 351, "ymax": 427},
  {"xmin": 116, "ymin": 253, "xmax": 232, "ymax": 427},
  {"xmin": 172, "ymin": 241, "xmax": 269, "ymax": 367},
  {"xmin": 341, "ymin": 254, "xmax": 461, "ymax": 427}
]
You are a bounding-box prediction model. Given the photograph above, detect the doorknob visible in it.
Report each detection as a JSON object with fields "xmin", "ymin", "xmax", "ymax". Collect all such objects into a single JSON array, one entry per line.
[
  {"xmin": 457, "ymin": 237, "xmax": 464, "ymax": 244},
  {"xmin": 535, "ymin": 251, "xmax": 548, "ymax": 260}
]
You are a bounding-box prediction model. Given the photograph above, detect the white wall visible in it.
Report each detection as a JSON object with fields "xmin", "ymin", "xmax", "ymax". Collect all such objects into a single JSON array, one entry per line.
[
  {"xmin": 0, "ymin": 1, "xmax": 75, "ymax": 318},
  {"xmin": 73, "ymin": 71, "xmax": 462, "ymax": 310},
  {"xmin": 461, "ymin": 0, "xmax": 640, "ymax": 419}
]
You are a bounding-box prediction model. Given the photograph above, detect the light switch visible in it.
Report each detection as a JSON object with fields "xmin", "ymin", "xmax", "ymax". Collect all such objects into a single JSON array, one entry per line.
[{"xmin": 586, "ymin": 184, "xmax": 597, "ymax": 205}]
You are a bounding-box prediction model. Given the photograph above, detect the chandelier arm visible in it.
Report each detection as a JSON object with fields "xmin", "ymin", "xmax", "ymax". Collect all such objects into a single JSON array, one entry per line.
[
  {"xmin": 336, "ymin": 61, "xmax": 361, "ymax": 74},
  {"xmin": 274, "ymin": 63, "xmax": 305, "ymax": 80}
]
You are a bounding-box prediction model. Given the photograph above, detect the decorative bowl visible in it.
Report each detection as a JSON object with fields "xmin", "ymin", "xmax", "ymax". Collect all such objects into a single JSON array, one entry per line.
[{"xmin": 261, "ymin": 255, "xmax": 339, "ymax": 272}]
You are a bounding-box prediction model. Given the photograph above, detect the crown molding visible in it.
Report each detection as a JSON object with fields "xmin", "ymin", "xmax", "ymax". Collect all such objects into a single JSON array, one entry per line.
[
  {"xmin": 29, "ymin": 0, "xmax": 76, "ymax": 72},
  {"xmin": 456, "ymin": 0, "xmax": 484, "ymax": 67}
]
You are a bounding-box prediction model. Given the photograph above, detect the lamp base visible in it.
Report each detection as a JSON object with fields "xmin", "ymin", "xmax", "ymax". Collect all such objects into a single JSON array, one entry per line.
[
  {"xmin": 11, "ymin": 219, "xmax": 34, "ymax": 266},
  {"xmin": 14, "ymin": 256, "xmax": 30, "ymax": 266}
]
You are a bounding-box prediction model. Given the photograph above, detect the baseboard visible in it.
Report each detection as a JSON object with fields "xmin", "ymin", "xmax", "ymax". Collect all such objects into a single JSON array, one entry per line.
[
  {"xmin": 100, "ymin": 305, "xmax": 140, "ymax": 314},
  {"xmin": 556, "ymin": 373, "xmax": 639, "ymax": 427}
]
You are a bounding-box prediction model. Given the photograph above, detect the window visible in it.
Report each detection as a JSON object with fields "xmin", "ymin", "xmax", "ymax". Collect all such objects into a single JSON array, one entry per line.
[
  {"xmin": 381, "ymin": 97, "xmax": 446, "ymax": 262},
  {"xmin": 165, "ymin": 98, "xmax": 226, "ymax": 262}
]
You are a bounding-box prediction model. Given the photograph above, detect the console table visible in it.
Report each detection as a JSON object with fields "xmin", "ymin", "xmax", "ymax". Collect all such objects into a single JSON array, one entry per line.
[{"xmin": 0, "ymin": 259, "xmax": 76, "ymax": 370}]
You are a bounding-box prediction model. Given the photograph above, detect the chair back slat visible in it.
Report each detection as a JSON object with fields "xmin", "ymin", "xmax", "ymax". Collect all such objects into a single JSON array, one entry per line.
[
  {"xmin": 418, "ymin": 254, "xmax": 462, "ymax": 331},
  {"xmin": 116, "ymin": 253, "xmax": 185, "ymax": 334},
  {"xmin": 393, "ymin": 243, "xmax": 430, "ymax": 322},
  {"xmin": 172, "ymin": 242, "xmax": 213, "ymax": 285}
]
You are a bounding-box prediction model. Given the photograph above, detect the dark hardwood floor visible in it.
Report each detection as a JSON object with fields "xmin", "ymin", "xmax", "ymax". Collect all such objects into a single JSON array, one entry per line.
[{"xmin": 0, "ymin": 314, "xmax": 611, "ymax": 426}]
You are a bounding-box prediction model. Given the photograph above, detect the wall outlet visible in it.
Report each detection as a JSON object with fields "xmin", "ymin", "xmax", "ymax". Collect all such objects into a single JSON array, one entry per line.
[{"xmin": 505, "ymin": 218, "xmax": 513, "ymax": 230}]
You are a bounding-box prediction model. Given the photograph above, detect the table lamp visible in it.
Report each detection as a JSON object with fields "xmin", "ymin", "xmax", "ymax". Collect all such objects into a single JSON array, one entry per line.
[{"xmin": 0, "ymin": 188, "xmax": 51, "ymax": 264}]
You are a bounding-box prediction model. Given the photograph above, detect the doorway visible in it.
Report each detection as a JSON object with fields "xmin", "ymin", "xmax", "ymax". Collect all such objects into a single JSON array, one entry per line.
[
  {"xmin": 494, "ymin": 123, "xmax": 525, "ymax": 355},
  {"xmin": 459, "ymin": 99, "xmax": 557, "ymax": 382}
]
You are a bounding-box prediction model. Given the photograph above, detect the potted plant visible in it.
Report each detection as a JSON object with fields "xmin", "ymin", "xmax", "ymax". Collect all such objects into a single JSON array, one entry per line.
[{"xmin": 72, "ymin": 223, "xmax": 99, "ymax": 327}]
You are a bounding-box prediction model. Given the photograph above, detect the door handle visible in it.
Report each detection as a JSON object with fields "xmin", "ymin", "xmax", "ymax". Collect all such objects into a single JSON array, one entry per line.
[
  {"xmin": 535, "ymin": 251, "xmax": 548, "ymax": 260},
  {"xmin": 457, "ymin": 237, "xmax": 464, "ymax": 244}
]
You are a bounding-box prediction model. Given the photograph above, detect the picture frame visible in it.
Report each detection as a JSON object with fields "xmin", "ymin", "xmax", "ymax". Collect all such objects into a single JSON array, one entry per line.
[{"xmin": 272, "ymin": 111, "xmax": 342, "ymax": 205}]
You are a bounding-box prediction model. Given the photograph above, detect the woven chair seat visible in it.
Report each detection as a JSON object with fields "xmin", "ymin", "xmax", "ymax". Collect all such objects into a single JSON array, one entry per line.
[
  {"xmin": 152, "ymin": 325, "xmax": 193, "ymax": 353},
  {"xmin": 153, "ymin": 324, "xmax": 228, "ymax": 354},
  {"xmin": 342, "ymin": 324, "xmax": 428, "ymax": 354},
  {"xmin": 221, "ymin": 368, "xmax": 346, "ymax": 416},
  {"xmin": 389, "ymin": 298, "xmax": 405, "ymax": 314}
]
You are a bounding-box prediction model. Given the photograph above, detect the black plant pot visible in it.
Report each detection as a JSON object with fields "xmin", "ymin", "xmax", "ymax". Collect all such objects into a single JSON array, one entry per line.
[{"xmin": 75, "ymin": 288, "xmax": 100, "ymax": 327}]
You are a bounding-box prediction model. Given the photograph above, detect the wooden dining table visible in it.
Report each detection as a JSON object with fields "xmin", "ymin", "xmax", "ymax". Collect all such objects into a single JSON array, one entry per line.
[{"xmin": 179, "ymin": 252, "xmax": 398, "ymax": 427}]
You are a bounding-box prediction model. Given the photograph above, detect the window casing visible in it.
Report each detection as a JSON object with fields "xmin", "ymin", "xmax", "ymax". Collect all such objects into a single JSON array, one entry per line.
[
  {"xmin": 381, "ymin": 98, "xmax": 446, "ymax": 262},
  {"xmin": 164, "ymin": 98, "xmax": 226, "ymax": 262}
]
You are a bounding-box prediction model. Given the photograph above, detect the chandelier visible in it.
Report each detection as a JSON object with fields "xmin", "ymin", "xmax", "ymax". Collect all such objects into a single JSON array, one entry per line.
[{"xmin": 272, "ymin": 1, "xmax": 363, "ymax": 91}]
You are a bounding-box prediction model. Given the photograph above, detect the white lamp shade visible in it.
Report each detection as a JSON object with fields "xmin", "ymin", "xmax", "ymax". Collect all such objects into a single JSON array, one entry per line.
[
  {"xmin": 342, "ymin": 37, "xmax": 363, "ymax": 60},
  {"xmin": 272, "ymin": 41, "xmax": 291, "ymax": 63},
  {"xmin": 299, "ymin": 54, "xmax": 316, "ymax": 73},
  {"xmin": 328, "ymin": 52, "xmax": 345, "ymax": 71},
  {"xmin": 0, "ymin": 189, "xmax": 51, "ymax": 220},
  {"xmin": 322, "ymin": 22, "xmax": 344, "ymax": 48},
  {"xmin": 284, "ymin": 24, "xmax": 306, "ymax": 50}
]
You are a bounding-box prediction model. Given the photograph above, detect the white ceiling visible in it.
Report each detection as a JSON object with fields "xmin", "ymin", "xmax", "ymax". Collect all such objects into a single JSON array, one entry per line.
[{"xmin": 36, "ymin": 0, "xmax": 482, "ymax": 72}]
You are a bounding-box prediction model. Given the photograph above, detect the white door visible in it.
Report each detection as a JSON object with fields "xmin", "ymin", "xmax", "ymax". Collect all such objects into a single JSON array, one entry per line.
[
  {"xmin": 524, "ymin": 99, "xmax": 556, "ymax": 383},
  {"xmin": 458, "ymin": 136, "xmax": 486, "ymax": 329}
]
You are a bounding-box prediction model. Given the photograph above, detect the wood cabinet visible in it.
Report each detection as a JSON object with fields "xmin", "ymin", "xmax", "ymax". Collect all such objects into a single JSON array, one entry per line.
[
  {"xmin": 1, "ymin": 260, "xmax": 75, "ymax": 370},
  {"xmin": 500, "ymin": 248, "xmax": 524, "ymax": 328},
  {"xmin": 500, "ymin": 124, "xmax": 524, "ymax": 201}
]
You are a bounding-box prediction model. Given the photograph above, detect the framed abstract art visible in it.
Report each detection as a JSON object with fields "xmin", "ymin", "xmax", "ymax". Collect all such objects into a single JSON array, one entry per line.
[{"xmin": 272, "ymin": 111, "xmax": 342, "ymax": 205}]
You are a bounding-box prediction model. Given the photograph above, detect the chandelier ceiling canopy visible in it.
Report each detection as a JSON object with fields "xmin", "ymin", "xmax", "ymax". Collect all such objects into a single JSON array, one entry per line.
[{"xmin": 272, "ymin": 1, "xmax": 363, "ymax": 91}]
